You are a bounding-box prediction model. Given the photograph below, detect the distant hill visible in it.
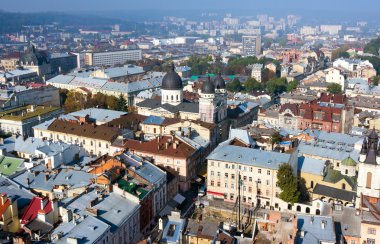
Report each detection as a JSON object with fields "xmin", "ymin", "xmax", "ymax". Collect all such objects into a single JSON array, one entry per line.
[
  {"xmin": 0, "ymin": 10, "xmax": 122, "ymax": 33},
  {"xmin": 364, "ymin": 37, "xmax": 380, "ymax": 56}
]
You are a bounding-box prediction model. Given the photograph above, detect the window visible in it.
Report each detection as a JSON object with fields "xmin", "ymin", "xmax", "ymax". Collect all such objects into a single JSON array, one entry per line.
[
  {"xmin": 257, "ymin": 179, "xmax": 261, "ymax": 184},
  {"xmin": 231, "ymin": 183, "xmax": 234, "ymax": 189},
  {"xmin": 266, "ymin": 180, "xmax": 270, "ymax": 185},
  {"xmin": 243, "ymin": 186, "xmax": 246, "ymax": 191},
  {"xmin": 258, "ymin": 169, "xmax": 261, "ymax": 174},
  {"xmin": 225, "ymin": 163, "xmax": 229, "ymax": 169},
  {"xmin": 249, "ymin": 177, "xmax": 252, "ymax": 182},
  {"xmin": 217, "ymin": 172, "xmax": 221, "ymax": 177},
  {"xmin": 230, "ymin": 194, "xmax": 234, "ymax": 200},
  {"xmin": 248, "ymin": 186, "xmax": 252, "ymax": 193},
  {"xmin": 350, "ymin": 241, "xmax": 355, "ymax": 244},
  {"xmin": 231, "ymin": 174, "xmax": 235, "ymax": 180},
  {"xmin": 345, "ymin": 169, "xmax": 348, "ymax": 175},
  {"xmin": 231, "ymin": 164, "xmax": 235, "ymax": 169},
  {"xmin": 310, "ymin": 181, "xmax": 314, "ymax": 188},
  {"xmin": 367, "ymin": 172, "xmax": 372, "ymax": 188},
  {"xmin": 368, "ymin": 228, "xmax": 376, "ymax": 235},
  {"xmin": 367, "ymin": 239, "xmax": 375, "ymax": 244},
  {"xmin": 210, "ymin": 180, "xmax": 214, "ymax": 186},
  {"xmin": 275, "ymin": 192, "xmax": 279, "ymax": 198},
  {"xmin": 267, "ymin": 170, "xmax": 271, "ymax": 175},
  {"xmin": 210, "ymin": 161, "xmax": 214, "ymax": 166},
  {"xmin": 217, "ymin": 182, "xmax": 221, "ymax": 187},
  {"xmin": 266, "ymin": 190, "xmax": 270, "ymax": 196},
  {"xmin": 225, "ymin": 173, "xmax": 229, "ymax": 178},
  {"xmin": 243, "ymin": 176, "xmax": 247, "ymax": 181},
  {"xmin": 225, "ymin": 182, "xmax": 228, "ymax": 188},
  {"xmin": 210, "ymin": 171, "xmax": 214, "ymax": 176},
  {"xmin": 342, "ymin": 183, "xmax": 346, "ymax": 190},
  {"xmin": 99, "ymin": 142, "xmax": 101, "ymax": 147},
  {"xmin": 337, "ymin": 162, "xmax": 340, "ymax": 167}
]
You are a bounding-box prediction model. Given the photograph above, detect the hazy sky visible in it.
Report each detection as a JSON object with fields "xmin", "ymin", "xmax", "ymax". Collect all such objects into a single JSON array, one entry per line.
[{"xmin": 1, "ymin": 0, "xmax": 379, "ymax": 12}]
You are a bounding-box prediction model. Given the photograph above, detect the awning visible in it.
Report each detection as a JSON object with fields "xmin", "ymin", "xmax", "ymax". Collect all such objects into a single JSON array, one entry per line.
[{"xmin": 207, "ymin": 190, "xmax": 224, "ymax": 197}]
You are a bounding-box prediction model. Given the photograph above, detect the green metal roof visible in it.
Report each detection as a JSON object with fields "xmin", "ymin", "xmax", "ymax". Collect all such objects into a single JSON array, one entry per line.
[
  {"xmin": 341, "ymin": 157, "xmax": 357, "ymax": 167},
  {"xmin": 117, "ymin": 179, "xmax": 149, "ymax": 200},
  {"xmin": 0, "ymin": 156, "xmax": 24, "ymax": 176}
]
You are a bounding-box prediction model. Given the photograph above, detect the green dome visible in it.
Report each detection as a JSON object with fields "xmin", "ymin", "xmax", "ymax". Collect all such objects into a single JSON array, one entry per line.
[{"xmin": 341, "ymin": 157, "xmax": 357, "ymax": 167}]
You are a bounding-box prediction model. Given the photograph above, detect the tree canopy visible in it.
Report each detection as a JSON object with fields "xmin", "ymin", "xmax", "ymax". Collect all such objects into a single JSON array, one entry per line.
[
  {"xmin": 277, "ymin": 164, "xmax": 309, "ymax": 204},
  {"xmin": 327, "ymin": 83, "xmax": 343, "ymax": 94},
  {"xmin": 364, "ymin": 37, "xmax": 380, "ymax": 56},
  {"xmin": 226, "ymin": 78, "xmax": 243, "ymax": 92}
]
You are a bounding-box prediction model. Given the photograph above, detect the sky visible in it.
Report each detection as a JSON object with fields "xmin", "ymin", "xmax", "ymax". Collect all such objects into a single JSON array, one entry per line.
[{"xmin": 1, "ymin": 0, "xmax": 379, "ymax": 12}]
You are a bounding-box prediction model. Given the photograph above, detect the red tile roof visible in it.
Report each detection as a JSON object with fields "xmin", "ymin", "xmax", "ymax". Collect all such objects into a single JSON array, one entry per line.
[
  {"xmin": 319, "ymin": 93, "xmax": 345, "ymax": 104},
  {"xmin": 124, "ymin": 136, "xmax": 196, "ymax": 159},
  {"xmin": 279, "ymin": 103, "xmax": 300, "ymax": 116},
  {"xmin": 20, "ymin": 197, "xmax": 53, "ymax": 225}
]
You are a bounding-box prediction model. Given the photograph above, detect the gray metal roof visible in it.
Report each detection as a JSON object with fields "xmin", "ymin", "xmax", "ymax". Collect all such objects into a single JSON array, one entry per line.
[
  {"xmin": 207, "ymin": 145, "xmax": 291, "ymax": 170},
  {"xmin": 298, "ymin": 156, "xmax": 326, "ymax": 176},
  {"xmin": 94, "ymin": 192, "xmax": 140, "ymax": 231},
  {"xmin": 296, "ymin": 215, "xmax": 336, "ymax": 244},
  {"xmin": 0, "ymin": 175, "xmax": 34, "ymax": 210},
  {"xmin": 53, "ymin": 215, "xmax": 110, "ymax": 244}
]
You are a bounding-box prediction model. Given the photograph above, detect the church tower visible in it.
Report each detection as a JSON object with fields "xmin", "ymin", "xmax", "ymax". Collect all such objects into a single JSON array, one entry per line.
[
  {"xmin": 199, "ymin": 74, "xmax": 227, "ymax": 123},
  {"xmin": 357, "ymin": 128, "xmax": 380, "ymax": 207},
  {"xmin": 199, "ymin": 76, "xmax": 217, "ymax": 123},
  {"xmin": 161, "ymin": 64, "xmax": 183, "ymax": 105}
]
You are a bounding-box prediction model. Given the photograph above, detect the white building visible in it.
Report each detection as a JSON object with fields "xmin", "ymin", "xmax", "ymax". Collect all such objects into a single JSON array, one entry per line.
[{"xmin": 83, "ymin": 49, "xmax": 142, "ymax": 67}]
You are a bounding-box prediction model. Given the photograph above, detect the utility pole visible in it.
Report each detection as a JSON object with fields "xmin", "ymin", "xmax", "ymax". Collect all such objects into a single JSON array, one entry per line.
[{"xmin": 238, "ymin": 172, "xmax": 241, "ymax": 230}]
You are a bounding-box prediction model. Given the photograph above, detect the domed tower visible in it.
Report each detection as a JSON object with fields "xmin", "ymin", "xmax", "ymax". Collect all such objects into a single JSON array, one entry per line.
[
  {"xmin": 161, "ymin": 64, "xmax": 183, "ymax": 105},
  {"xmin": 357, "ymin": 128, "xmax": 380, "ymax": 207},
  {"xmin": 199, "ymin": 76, "xmax": 217, "ymax": 123},
  {"xmin": 213, "ymin": 72, "xmax": 227, "ymax": 123}
]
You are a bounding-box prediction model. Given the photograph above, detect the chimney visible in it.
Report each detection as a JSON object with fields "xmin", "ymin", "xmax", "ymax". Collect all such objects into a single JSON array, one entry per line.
[{"xmin": 321, "ymin": 220, "xmax": 326, "ymax": 229}]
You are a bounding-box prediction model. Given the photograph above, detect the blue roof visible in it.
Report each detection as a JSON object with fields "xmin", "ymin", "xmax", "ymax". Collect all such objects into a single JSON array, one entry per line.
[
  {"xmin": 207, "ymin": 145, "xmax": 291, "ymax": 170},
  {"xmin": 296, "ymin": 215, "xmax": 336, "ymax": 244},
  {"xmin": 143, "ymin": 115, "xmax": 165, "ymax": 125},
  {"xmin": 298, "ymin": 156, "xmax": 326, "ymax": 175}
]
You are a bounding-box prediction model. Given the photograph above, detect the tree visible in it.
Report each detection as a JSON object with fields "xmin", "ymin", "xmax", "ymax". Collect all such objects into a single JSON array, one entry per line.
[
  {"xmin": 372, "ymin": 76, "xmax": 380, "ymax": 86},
  {"xmin": 364, "ymin": 37, "xmax": 380, "ymax": 56},
  {"xmin": 270, "ymin": 132, "xmax": 282, "ymax": 148},
  {"xmin": 277, "ymin": 164, "xmax": 300, "ymax": 204},
  {"xmin": 327, "ymin": 83, "xmax": 343, "ymax": 94},
  {"xmin": 227, "ymin": 78, "xmax": 243, "ymax": 92},
  {"xmin": 266, "ymin": 77, "xmax": 287, "ymax": 95},
  {"xmin": 64, "ymin": 91, "xmax": 87, "ymax": 113},
  {"xmin": 244, "ymin": 78, "xmax": 262, "ymax": 92},
  {"xmin": 116, "ymin": 94, "xmax": 128, "ymax": 112},
  {"xmin": 286, "ymin": 80, "xmax": 299, "ymax": 92}
]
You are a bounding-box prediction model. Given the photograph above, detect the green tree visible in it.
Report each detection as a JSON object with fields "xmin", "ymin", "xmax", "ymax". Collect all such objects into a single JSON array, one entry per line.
[
  {"xmin": 277, "ymin": 164, "xmax": 300, "ymax": 204},
  {"xmin": 364, "ymin": 37, "xmax": 380, "ymax": 56},
  {"xmin": 244, "ymin": 78, "xmax": 263, "ymax": 92},
  {"xmin": 327, "ymin": 83, "xmax": 343, "ymax": 94},
  {"xmin": 286, "ymin": 80, "xmax": 299, "ymax": 92},
  {"xmin": 116, "ymin": 94, "xmax": 128, "ymax": 112},
  {"xmin": 266, "ymin": 77, "xmax": 287, "ymax": 95},
  {"xmin": 270, "ymin": 132, "xmax": 282, "ymax": 148},
  {"xmin": 372, "ymin": 76, "xmax": 380, "ymax": 86},
  {"xmin": 227, "ymin": 78, "xmax": 243, "ymax": 92}
]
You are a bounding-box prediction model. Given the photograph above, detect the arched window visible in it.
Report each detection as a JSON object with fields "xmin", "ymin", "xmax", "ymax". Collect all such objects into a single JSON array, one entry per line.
[
  {"xmin": 345, "ymin": 169, "xmax": 348, "ymax": 175},
  {"xmin": 310, "ymin": 181, "xmax": 314, "ymax": 188},
  {"xmin": 171, "ymin": 95, "xmax": 174, "ymax": 101},
  {"xmin": 367, "ymin": 172, "xmax": 372, "ymax": 188},
  {"xmin": 176, "ymin": 95, "xmax": 178, "ymax": 100},
  {"xmin": 166, "ymin": 95, "xmax": 168, "ymax": 101},
  {"xmin": 316, "ymin": 209, "xmax": 321, "ymax": 215},
  {"xmin": 296, "ymin": 205, "xmax": 301, "ymax": 212},
  {"xmin": 306, "ymin": 207, "xmax": 310, "ymax": 214},
  {"xmin": 342, "ymin": 183, "xmax": 346, "ymax": 190}
]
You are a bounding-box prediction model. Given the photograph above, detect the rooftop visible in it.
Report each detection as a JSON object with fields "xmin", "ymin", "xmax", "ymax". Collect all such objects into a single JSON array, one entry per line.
[{"xmin": 0, "ymin": 105, "xmax": 61, "ymax": 122}]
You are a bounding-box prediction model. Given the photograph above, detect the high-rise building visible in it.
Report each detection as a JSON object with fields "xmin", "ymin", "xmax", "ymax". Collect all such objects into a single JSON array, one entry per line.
[
  {"xmin": 242, "ymin": 35, "xmax": 261, "ymax": 57},
  {"xmin": 83, "ymin": 49, "xmax": 142, "ymax": 67}
]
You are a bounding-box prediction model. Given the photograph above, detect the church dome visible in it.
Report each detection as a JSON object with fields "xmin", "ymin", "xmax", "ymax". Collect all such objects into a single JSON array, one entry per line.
[
  {"xmin": 214, "ymin": 72, "xmax": 226, "ymax": 89},
  {"xmin": 341, "ymin": 157, "xmax": 357, "ymax": 167},
  {"xmin": 201, "ymin": 76, "xmax": 215, "ymax": 94},
  {"xmin": 368, "ymin": 128, "xmax": 378, "ymax": 140},
  {"xmin": 20, "ymin": 44, "xmax": 49, "ymax": 66},
  {"xmin": 161, "ymin": 64, "xmax": 183, "ymax": 90}
]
